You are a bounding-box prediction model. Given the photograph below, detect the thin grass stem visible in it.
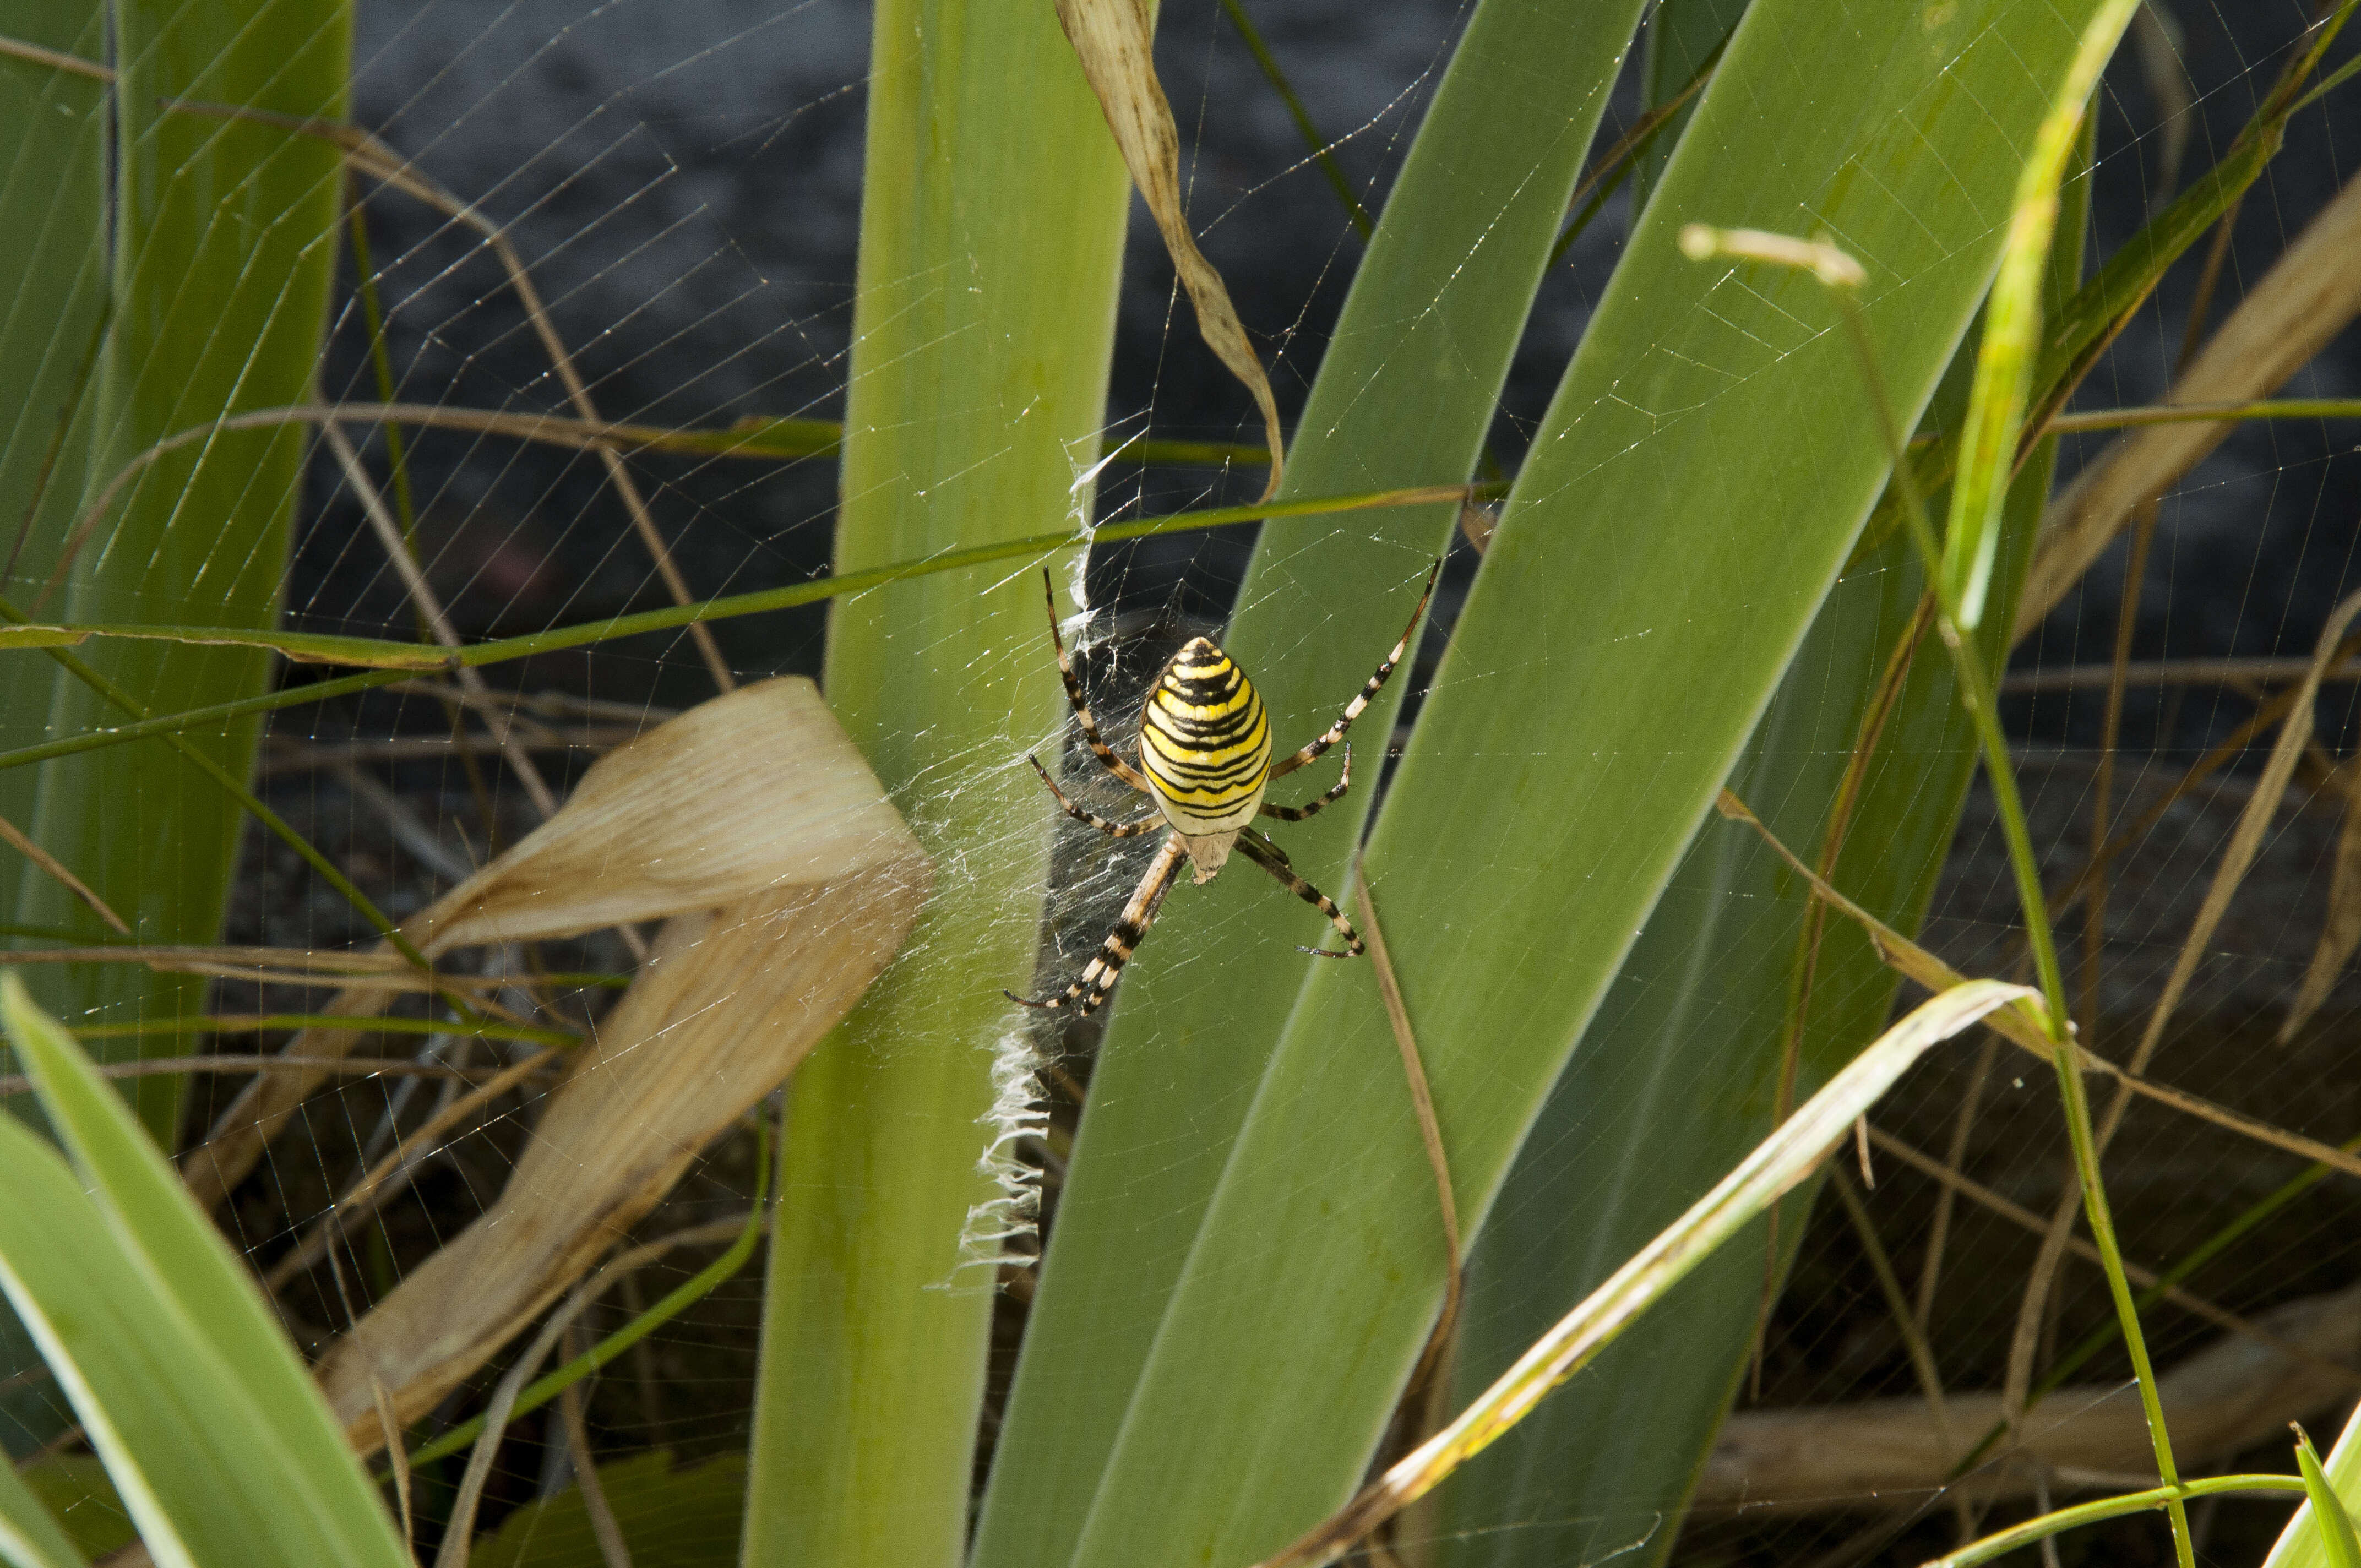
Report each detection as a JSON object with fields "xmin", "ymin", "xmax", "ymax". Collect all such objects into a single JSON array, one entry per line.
[
  {"xmin": 1216, "ymin": 0, "xmax": 1372, "ymax": 238},
  {"xmin": 0, "ymin": 482, "xmax": 1481, "ymax": 774},
  {"xmin": 1829, "ymin": 284, "xmax": 2190, "ymax": 1558},
  {"xmin": 1929, "ymin": 1477, "xmax": 2308, "ymax": 1568},
  {"xmin": 0, "ymin": 595, "xmax": 441, "ymax": 982},
  {"xmin": 1682, "ymin": 213, "xmax": 2197, "ymax": 1565}
]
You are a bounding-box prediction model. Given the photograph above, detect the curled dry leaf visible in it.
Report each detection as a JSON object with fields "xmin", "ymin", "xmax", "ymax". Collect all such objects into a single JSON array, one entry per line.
[
  {"xmin": 2016, "ymin": 171, "xmax": 2361, "ymax": 640},
  {"xmin": 1054, "ymin": 0, "xmax": 1286, "ymax": 496},
  {"xmin": 167, "ymin": 677, "xmax": 924, "ymax": 1441},
  {"xmin": 319, "ymin": 678, "xmax": 923, "ymax": 1444},
  {"xmin": 185, "ymin": 676, "xmax": 922, "ymax": 1207}
]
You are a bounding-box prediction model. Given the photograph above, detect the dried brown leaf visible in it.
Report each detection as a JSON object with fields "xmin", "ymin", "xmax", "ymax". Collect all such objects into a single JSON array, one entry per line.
[
  {"xmin": 1054, "ymin": 0, "xmax": 1286, "ymax": 496},
  {"xmin": 283, "ymin": 676, "xmax": 928, "ymax": 1445},
  {"xmin": 185, "ymin": 676, "xmax": 922, "ymax": 1209}
]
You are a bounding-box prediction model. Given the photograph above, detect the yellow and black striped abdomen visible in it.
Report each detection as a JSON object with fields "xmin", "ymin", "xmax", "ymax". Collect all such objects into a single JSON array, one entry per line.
[{"xmin": 1140, "ymin": 636, "xmax": 1271, "ymax": 835}]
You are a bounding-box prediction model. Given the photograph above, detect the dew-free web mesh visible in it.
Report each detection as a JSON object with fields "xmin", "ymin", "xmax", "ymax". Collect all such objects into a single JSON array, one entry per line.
[{"xmin": 0, "ymin": 2, "xmax": 2358, "ymax": 1565}]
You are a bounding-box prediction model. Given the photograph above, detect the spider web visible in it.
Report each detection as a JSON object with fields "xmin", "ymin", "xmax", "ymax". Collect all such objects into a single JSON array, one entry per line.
[{"xmin": 0, "ymin": 3, "xmax": 2357, "ymax": 1566}]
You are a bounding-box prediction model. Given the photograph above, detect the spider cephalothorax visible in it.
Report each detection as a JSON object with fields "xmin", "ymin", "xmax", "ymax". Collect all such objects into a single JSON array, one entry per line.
[{"xmin": 1009, "ymin": 562, "xmax": 1438, "ymax": 1016}]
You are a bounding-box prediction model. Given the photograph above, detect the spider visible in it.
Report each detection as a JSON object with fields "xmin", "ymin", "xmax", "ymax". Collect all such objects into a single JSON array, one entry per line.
[{"xmin": 1009, "ymin": 560, "xmax": 1439, "ymax": 1016}]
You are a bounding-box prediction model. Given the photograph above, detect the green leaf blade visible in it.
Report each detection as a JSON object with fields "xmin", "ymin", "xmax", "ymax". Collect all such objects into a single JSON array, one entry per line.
[
  {"xmin": 735, "ymin": 3, "xmax": 1133, "ymax": 1565},
  {"xmin": 2274, "ymin": 1403, "xmax": 2361, "ymax": 1568},
  {"xmin": 1062, "ymin": 3, "xmax": 2134, "ymax": 1562},
  {"xmin": 971, "ymin": 2, "xmax": 1649, "ymax": 1560},
  {"xmin": 0, "ymin": 977, "xmax": 410, "ymax": 1568},
  {"xmin": 11, "ymin": 0, "xmax": 355, "ymax": 1145},
  {"xmin": 1937, "ymin": 0, "xmax": 2139, "ymax": 626}
]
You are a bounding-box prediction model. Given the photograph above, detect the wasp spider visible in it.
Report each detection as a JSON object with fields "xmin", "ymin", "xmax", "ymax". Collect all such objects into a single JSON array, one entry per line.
[{"xmin": 1010, "ymin": 561, "xmax": 1439, "ymax": 1015}]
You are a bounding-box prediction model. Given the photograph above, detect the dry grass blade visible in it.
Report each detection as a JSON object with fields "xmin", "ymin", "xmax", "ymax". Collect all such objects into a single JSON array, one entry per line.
[
  {"xmin": 2005, "ymin": 654, "xmax": 2361, "ymax": 691},
  {"xmin": 1868, "ymin": 1126, "xmax": 2348, "ymax": 1381},
  {"xmin": 0, "ymin": 807, "xmax": 128, "ymax": 934},
  {"xmin": 321, "ymin": 423, "xmax": 558, "ymax": 816},
  {"xmin": 369, "ymin": 1373, "xmax": 412, "ymax": 1553},
  {"xmin": 0, "ymin": 1053, "xmax": 561, "ymax": 1099},
  {"xmin": 261, "ymin": 727, "xmax": 640, "ymax": 773},
  {"xmin": 329, "ymin": 130, "xmax": 736, "ymax": 690},
  {"xmin": 1716, "ymin": 788, "xmax": 2361, "ymax": 1185},
  {"xmin": 0, "ymin": 944, "xmax": 412, "ymax": 976},
  {"xmin": 1254, "ymin": 979, "xmax": 2035, "ymax": 1568},
  {"xmin": 1354, "ymin": 881, "xmax": 1461, "ymax": 1453},
  {"xmin": 1830, "ymin": 1167, "xmax": 1960, "ymax": 1469},
  {"xmin": 4, "ymin": 57, "xmax": 735, "ymax": 686},
  {"xmin": 263, "ymin": 1047, "xmax": 563, "ymax": 1289},
  {"xmin": 2129, "ymin": 2, "xmax": 2194, "ymax": 202},
  {"xmin": 297, "ymin": 678, "xmax": 927, "ymax": 1447},
  {"xmin": 433, "ymin": 1298, "xmax": 584, "ymax": 1568},
  {"xmin": 0, "ymin": 29, "xmax": 109, "ymax": 79},
  {"xmin": 1054, "ymin": 0, "xmax": 1286, "ymax": 495},
  {"xmin": 2017, "ymin": 173, "xmax": 2361, "ymax": 638},
  {"xmin": 558, "ymin": 1322, "xmax": 633, "ymax": 1568},
  {"xmin": 2122, "ymin": 586, "xmax": 2361, "ymax": 1077},
  {"xmin": 1695, "ymin": 1278, "xmax": 2361, "ymax": 1515},
  {"xmin": 2283, "ymin": 763, "xmax": 2361, "ymax": 1042}
]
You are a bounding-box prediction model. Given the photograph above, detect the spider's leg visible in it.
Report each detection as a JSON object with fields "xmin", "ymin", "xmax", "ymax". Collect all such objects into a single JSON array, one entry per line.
[
  {"xmin": 1235, "ymin": 829, "xmax": 1363, "ymax": 957},
  {"xmin": 1042, "ymin": 569, "xmax": 1149, "ymax": 791},
  {"xmin": 1007, "ymin": 833, "xmax": 1187, "ymax": 1014},
  {"xmin": 1260, "ymin": 743, "xmax": 1350, "ymax": 823},
  {"xmin": 1030, "ymin": 755, "xmax": 1164, "ymax": 837},
  {"xmin": 1270, "ymin": 559, "xmax": 1439, "ymax": 779}
]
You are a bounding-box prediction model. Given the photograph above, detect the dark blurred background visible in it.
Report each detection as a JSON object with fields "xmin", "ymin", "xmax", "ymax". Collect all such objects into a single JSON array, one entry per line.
[{"xmin": 303, "ymin": 1, "xmax": 2358, "ymax": 731}]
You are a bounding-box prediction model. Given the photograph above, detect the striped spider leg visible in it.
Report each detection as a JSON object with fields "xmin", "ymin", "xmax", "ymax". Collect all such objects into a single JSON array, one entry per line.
[{"xmin": 1267, "ymin": 558, "xmax": 1439, "ymax": 780}]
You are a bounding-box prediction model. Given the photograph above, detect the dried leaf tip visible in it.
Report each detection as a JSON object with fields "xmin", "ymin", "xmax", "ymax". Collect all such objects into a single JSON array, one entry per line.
[
  {"xmin": 1054, "ymin": 0, "xmax": 1287, "ymax": 497},
  {"xmin": 1679, "ymin": 224, "xmax": 1867, "ymax": 290}
]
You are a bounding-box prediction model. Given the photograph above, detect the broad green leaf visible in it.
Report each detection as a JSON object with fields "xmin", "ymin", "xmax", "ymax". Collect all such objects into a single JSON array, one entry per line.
[
  {"xmin": 971, "ymin": 0, "xmax": 1647, "ymax": 1560},
  {"xmin": 1064, "ymin": 4, "xmax": 2126, "ymax": 1564},
  {"xmin": 735, "ymin": 2, "xmax": 1131, "ymax": 1564},
  {"xmin": 0, "ymin": 0, "xmax": 106, "ymax": 899},
  {"xmin": 10, "ymin": 0, "xmax": 351, "ymax": 1143},
  {"xmin": 1430, "ymin": 108, "xmax": 2099, "ymax": 1568},
  {"xmin": 1634, "ymin": 0, "xmax": 1747, "ymax": 202},
  {"xmin": 0, "ymin": 978, "xmax": 409, "ymax": 1568},
  {"xmin": 2298, "ymin": 1427, "xmax": 2361, "ymax": 1568},
  {"xmin": 2273, "ymin": 1405, "xmax": 2361, "ymax": 1568},
  {"xmin": 0, "ymin": 0, "xmax": 109, "ymax": 1449}
]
